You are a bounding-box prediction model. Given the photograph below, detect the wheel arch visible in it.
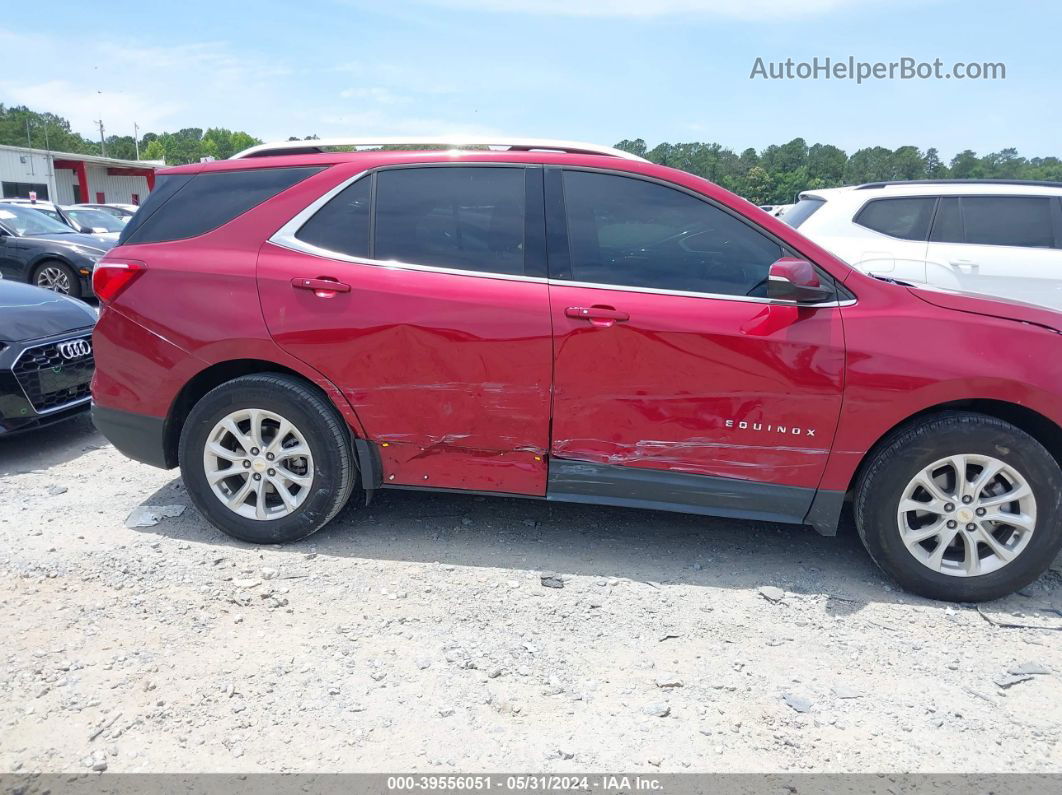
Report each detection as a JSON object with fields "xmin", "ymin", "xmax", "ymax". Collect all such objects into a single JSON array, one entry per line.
[
  {"xmin": 809, "ymin": 398, "xmax": 1062, "ymax": 536},
  {"xmin": 161, "ymin": 359, "xmax": 375, "ymax": 485},
  {"xmin": 846, "ymin": 399, "xmax": 1062, "ymax": 497}
]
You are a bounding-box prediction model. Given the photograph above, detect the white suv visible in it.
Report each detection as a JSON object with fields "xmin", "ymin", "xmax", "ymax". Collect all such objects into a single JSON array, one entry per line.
[{"xmin": 784, "ymin": 181, "xmax": 1062, "ymax": 310}]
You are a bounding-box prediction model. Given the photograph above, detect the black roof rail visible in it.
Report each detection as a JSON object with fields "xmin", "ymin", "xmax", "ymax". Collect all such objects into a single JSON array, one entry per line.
[{"xmin": 855, "ymin": 179, "xmax": 1062, "ymax": 190}]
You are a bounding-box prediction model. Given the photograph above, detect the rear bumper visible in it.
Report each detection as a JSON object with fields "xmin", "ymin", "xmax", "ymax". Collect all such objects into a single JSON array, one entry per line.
[{"xmin": 91, "ymin": 403, "xmax": 171, "ymax": 469}]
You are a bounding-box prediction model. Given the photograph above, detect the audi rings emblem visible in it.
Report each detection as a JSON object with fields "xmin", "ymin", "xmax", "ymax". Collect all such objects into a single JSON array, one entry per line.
[{"xmin": 58, "ymin": 339, "xmax": 92, "ymax": 360}]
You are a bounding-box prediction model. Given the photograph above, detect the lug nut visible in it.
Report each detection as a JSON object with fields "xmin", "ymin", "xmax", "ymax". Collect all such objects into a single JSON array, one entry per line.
[
  {"xmin": 976, "ymin": 507, "xmax": 986, "ymax": 517},
  {"xmin": 962, "ymin": 496, "xmax": 973, "ymax": 504},
  {"xmin": 944, "ymin": 503, "xmax": 955, "ymax": 512},
  {"xmin": 966, "ymin": 523, "xmax": 976, "ymax": 531},
  {"xmin": 250, "ymin": 447, "xmax": 260, "ymax": 456},
  {"xmin": 242, "ymin": 460, "xmax": 251, "ymax": 469},
  {"xmin": 253, "ymin": 473, "xmax": 262, "ymax": 481},
  {"xmin": 947, "ymin": 520, "xmax": 957, "ymax": 529},
  {"xmin": 268, "ymin": 468, "xmax": 275, "ymax": 476},
  {"xmin": 266, "ymin": 453, "xmax": 275, "ymax": 461}
]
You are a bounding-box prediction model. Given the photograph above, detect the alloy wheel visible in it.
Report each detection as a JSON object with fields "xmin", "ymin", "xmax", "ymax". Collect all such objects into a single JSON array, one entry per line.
[
  {"xmin": 202, "ymin": 408, "xmax": 315, "ymax": 520},
  {"xmin": 36, "ymin": 266, "xmax": 72, "ymax": 294},
  {"xmin": 896, "ymin": 454, "xmax": 1036, "ymax": 577}
]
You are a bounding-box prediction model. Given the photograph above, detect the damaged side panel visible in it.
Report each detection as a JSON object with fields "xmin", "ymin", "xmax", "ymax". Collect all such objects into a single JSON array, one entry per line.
[
  {"xmin": 257, "ymin": 244, "xmax": 553, "ymax": 495},
  {"xmin": 547, "ymin": 284, "xmax": 846, "ymax": 490}
]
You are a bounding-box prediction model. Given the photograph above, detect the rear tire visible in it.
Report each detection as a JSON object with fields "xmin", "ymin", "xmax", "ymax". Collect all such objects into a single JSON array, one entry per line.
[
  {"xmin": 179, "ymin": 373, "xmax": 357, "ymax": 544},
  {"xmin": 854, "ymin": 411, "xmax": 1062, "ymax": 602}
]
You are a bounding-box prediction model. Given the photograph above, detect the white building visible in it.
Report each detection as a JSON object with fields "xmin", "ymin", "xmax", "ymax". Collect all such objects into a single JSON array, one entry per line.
[{"xmin": 0, "ymin": 144, "xmax": 162, "ymax": 206}]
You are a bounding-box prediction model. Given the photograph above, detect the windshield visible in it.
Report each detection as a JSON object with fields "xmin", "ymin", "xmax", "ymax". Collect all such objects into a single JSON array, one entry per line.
[
  {"xmin": 0, "ymin": 204, "xmax": 74, "ymax": 236},
  {"xmin": 782, "ymin": 197, "xmax": 826, "ymax": 228},
  {"xmin": 66, "ymin": 208, "xmax": 125, "ymax": 232}
]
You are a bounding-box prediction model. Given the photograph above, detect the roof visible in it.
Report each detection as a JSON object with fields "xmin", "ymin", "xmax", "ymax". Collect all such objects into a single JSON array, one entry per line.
[{"xmin": 0, "ymin": 143, "xmax": 163, "ymax": 170}]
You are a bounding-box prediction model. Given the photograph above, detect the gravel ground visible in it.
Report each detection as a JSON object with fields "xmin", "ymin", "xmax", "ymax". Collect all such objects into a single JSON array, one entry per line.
[{"xmin": 1, "ymin": 415, "xmax": 1061, "ymax": 774}]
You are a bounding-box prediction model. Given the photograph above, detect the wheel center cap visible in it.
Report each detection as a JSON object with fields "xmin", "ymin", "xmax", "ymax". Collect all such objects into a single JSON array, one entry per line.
[
  {"xmin": 251, "ymin": 458, "xmax": 268, "ymax": 474},
  {"xmin": 957, "ymin": 508, "xmax": 974, "ymax": 523}
]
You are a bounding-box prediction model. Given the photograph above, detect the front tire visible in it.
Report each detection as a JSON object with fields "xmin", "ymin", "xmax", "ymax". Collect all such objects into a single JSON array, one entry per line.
[
  {"xmin": 855, "ymin": 412, "xmax": 1062, "ymax": 602},
  {"xmin": 33, "ymin": 260, "xmax": 81, "ymax": 298},
  {"xmin": 179, "ymin": 374, "xmax": 357, "ymax": 544}
]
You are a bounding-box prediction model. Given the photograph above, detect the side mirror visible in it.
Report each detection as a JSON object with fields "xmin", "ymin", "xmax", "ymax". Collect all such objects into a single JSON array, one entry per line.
[
  {"xmin": 78, "ymin": 224, "xmax": 95, "ymax": 234},
  {"xmin": 768, "ymin": 258, "xmax": 834, "ymax": 304}
]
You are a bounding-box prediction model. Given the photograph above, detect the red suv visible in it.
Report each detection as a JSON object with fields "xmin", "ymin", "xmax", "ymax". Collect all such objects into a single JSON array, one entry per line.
[{"xmin": 90, "ymin": 137, "xmax": 1062, "ymax": 602}]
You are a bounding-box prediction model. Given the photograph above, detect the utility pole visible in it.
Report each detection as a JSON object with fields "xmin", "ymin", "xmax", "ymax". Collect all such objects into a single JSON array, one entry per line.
[
  {"xmin": 95, "ymin": 119, "xmax": 106, "ymax": 157},
  {"xmin": 134, "ymin": 122, "xmax": 140, "ymax": 160},
  {"xmin": 25, "ymin": 119, "xmax": 35, "ymax": 175}
]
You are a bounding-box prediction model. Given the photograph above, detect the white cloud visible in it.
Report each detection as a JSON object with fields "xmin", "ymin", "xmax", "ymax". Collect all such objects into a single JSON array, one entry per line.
[
  {"xmin": 412, "ymin": 0, "xmax": 864, "ymax": 20},
  {"xmin": 0, "ymin": 27, "xmax": 471, "ymax": 143}
]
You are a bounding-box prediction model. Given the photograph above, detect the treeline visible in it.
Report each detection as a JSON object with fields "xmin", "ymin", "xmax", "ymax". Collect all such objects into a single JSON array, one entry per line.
[
  {"xmin": 4, "ymin": 104, "xmax": 1061, "ymax": 202},
  {"xmin": 615, "ymin": 138, "xmax": 1062, "ymax": 205},
  {"xmin": 0, "ymin": 104, "xmax": 261, "ymax": 165}
]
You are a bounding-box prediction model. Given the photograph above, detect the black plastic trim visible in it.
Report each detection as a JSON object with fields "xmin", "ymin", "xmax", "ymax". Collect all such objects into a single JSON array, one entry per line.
[
  {"xmin": 354, "ymin": 437, "xmax": 382, "ymax": 504},
  {"xmin": 547, "ymin": 458, "xmax": 816, "ymax": 525},
  {"xmin": 92, "ymin": 404, "xmax": 171, "ymax": 469},
  {"xmin": 803, "ymin": 487, "xmax": 848, "ymax": 536}
]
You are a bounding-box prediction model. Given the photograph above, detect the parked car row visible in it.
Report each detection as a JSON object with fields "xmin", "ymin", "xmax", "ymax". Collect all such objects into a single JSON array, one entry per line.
[
  {"xmin": 4, "ymin": 141, "xmax": 1061, "ymax": 604},
  {"xmin": 782, "ymin": 180, "xmax": 1062, "ymax": 311},
  {"xmin": 80, "ymin": 137, "xmax": 1062, "ymax": 604},
  {"xmin": 0, "ymin": 203, "xmax": 113, "ymax": 297}
]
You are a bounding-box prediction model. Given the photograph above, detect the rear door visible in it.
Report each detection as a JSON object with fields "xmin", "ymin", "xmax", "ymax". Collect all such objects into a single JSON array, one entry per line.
[
  {"xmin": 925, "ymin": 195, "xmax": 1062, "ymax": 310},
  {"xmin": 544, "ymin": 168, "xmax": 846, "ymax": 522},
  {"xmin": 258, "ymin": 164, "xmax": 553, "ymax": 495}
]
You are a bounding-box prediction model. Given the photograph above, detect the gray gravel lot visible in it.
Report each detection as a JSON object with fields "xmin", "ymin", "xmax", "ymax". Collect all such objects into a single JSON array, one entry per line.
[{"xmin": 1, "ymin": 416, "xmax": 1060, "ymax": 773}]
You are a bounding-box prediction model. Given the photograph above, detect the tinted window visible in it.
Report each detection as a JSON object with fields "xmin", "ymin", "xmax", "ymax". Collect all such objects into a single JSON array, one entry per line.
[
  {"xmin": 962, "ymin": 196, "xmax": 1055, "ymax": 248},
  {"xmin": 783, "ymin": 197, "xmax": 825, "ymax": 228},
  {"xmin": 121, "ymin": 167, "xmax": 323, "ymax": 245},
  {"xmin": 929, "ymin": 197, "xmax": 963, "ymax": 243},
  {"xmin": 374, "ymin": 167, "xmax": 525, "ymax": 275},
  {"xmin": 854, "ymin": 198, "xmax": 935, "ymax": 240},
  {"xmin": 295, "ymin": 177, "xmax": 371, "ymax": 257},
  {"xmin": 561, "ymin": 170, "xmax": 782, "ymax": 297}
]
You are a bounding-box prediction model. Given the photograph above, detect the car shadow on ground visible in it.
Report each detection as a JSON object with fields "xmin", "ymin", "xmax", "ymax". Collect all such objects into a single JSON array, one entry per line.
[
  {"xmin": 127, "ymin": 474, "xmax": 1062, "ymax": 614},
  {"xmin": 0, "ymin": 413, "xmax": 102, "ymax": 475}
]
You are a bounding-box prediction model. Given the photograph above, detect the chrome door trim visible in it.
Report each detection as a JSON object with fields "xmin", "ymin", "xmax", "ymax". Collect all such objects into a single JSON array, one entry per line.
[{"xmin": 268, "ymin": 166, "xmax": 856, "ymax": 307}]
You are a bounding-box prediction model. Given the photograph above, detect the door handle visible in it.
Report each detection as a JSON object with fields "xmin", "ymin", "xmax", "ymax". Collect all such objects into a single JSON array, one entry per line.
[
  {"xmin": 949, "ymin": 259, "xmax": 979, "ymax": 273},
  {"xmin": 565, "ymin": 305, "xmax": 630, "ymax": 323},
  {"xmin": 291, "ymin": 277, "xmax": 351, "ymax": 295}
]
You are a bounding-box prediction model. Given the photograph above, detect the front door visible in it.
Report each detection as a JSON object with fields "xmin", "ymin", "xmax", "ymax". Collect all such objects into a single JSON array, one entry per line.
[
  {"xmin": 545, "ymin": 169, "xmax": 846, "ymax": 522},
  {"xmin": 258, "ymin": 164, "xmax": 553, "ymax": 495}
]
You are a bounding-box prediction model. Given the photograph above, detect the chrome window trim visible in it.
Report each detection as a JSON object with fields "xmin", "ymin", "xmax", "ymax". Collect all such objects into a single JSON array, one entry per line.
[{"xmin": 268, "ymin": 166, "xmax": 856, "ymax": 308}]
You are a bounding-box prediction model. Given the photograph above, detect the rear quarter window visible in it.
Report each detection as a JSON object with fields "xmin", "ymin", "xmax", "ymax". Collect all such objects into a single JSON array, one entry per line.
[
  {"xmin": 783, "ymin": 197, "xmax": 825, "ymax": 228},
  {"xmin": 119, "ymin": 166, "xmax": 323, "ymax": 245}
]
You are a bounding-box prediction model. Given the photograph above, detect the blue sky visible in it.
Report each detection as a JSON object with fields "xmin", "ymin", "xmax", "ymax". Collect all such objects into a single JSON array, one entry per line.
[{"xmin": 2, "ymin": 0, "xmax": 1058, "ymax": 159}]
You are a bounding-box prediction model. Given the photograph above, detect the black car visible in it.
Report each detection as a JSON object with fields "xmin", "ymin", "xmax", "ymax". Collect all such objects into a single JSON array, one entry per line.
[
  {"xmin": 0, "ymin": 203, "xmax": 113, "ymax": 298},
  {"xmin": 0, "ymin": 279, "xmax": 97, "ymax": 435}
]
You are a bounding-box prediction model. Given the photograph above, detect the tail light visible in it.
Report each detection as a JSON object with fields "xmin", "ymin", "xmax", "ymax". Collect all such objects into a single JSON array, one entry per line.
[{"xmin": 93, "ymin": 259, "xmax": 146, "ymax": 304}]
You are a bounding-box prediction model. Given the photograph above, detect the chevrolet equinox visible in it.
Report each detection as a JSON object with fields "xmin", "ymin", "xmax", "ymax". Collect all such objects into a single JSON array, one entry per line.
[{"xmin": 90, "ymin": 137, "xmax": 1062, "ymax": 602}]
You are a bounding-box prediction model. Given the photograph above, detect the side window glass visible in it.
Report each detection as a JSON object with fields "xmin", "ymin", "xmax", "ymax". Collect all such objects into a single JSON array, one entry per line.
[
  {"xmin": 962, "ymin": 197, "xmax": 1054, "ymax": 248},
  {"xmin": 561, "ymin": 170, "xmax": 782, "ymax": 297},
  {"xmin": 374, "ymin": 167, "xmax": 526, "ymax": 275},
  {"xmin": 929, "ymin": 197, "xmax": 963, "ymax": 243},
  {"xmin": 295, "ymin": 177, "xmax": 371, "ymax": 257},
  {"xmin": 854, "ymin": 198, "xmax": 935, "ymax": 240}
]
